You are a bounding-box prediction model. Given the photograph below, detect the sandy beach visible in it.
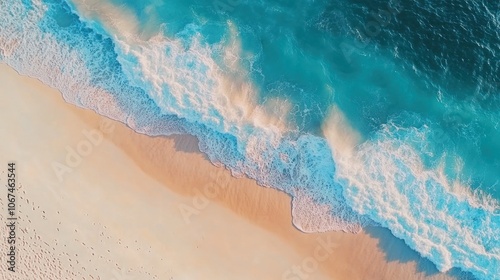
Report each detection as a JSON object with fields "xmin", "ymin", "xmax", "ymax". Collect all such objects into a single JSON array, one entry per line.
[{"xmin": 0, "ymin": 63, "xmax": 461, "ymax": 279}]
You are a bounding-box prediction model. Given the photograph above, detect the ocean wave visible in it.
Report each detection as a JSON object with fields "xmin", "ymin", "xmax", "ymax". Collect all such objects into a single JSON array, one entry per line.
[
  {"xmin": 1, "ymin": 0, "xmax": 498, "ymax": 279},
  {"xmin": 325, "ymin": 114, "xmax": 499, "ymax": 279}
]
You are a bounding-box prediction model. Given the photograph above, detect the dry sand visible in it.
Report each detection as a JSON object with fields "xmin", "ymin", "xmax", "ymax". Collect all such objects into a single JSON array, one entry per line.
[{"xmin": 0, "ymin": 63, "xmax": 462, "ymax": 279}]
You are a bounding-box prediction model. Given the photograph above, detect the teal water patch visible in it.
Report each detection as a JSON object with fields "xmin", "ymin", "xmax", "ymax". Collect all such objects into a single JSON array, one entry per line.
[{"xmin": 107, "ymin": 0, "xmax": 229, "ymax": 42}]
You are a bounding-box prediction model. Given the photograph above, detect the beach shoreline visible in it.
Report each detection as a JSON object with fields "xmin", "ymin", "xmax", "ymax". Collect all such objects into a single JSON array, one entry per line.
[{"xmin": 0, "ymin": 63, "xmax": 460, "ymax": 279}]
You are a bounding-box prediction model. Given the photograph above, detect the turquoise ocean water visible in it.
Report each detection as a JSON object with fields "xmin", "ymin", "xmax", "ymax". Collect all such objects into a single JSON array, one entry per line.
[{"xmin": 0, "ymin": 0, "xmax": 498, "ymax": 278}]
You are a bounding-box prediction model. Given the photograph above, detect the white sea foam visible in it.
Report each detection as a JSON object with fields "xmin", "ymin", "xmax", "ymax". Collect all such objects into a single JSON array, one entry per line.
[
  {"xmin": 66, "ymin": 0, "xmax": 142, "ymax": 39},
  {"xmin": 323, "ymin": 116, "xmax": 500, "ymax": 279},
  {"xmin": 69, "ymin": 0, "xmax": 292, "ymax": 147},
  {"xmin": 112, "ymin": 24, "xmax": 295, "ymax": 152},
  {"xmin": 322, "ymin": 105, "xmax": 362, "ymax": 158},
  {"xmin": 291, "ymin": 190, "xmax": 365, "ymax": 233}
]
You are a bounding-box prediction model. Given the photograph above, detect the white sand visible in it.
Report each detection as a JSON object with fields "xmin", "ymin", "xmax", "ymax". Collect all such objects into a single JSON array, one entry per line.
[{"xmin": 0, "ymin": 63, "xmax": 458, "ymax": 280}]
